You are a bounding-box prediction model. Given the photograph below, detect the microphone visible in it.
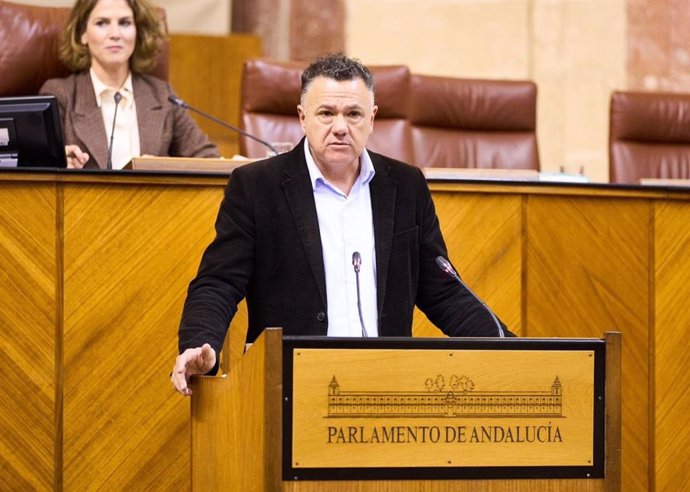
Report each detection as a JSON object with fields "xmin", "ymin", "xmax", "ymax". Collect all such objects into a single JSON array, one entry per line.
[
  {"xmin": 351, "ymin": 251, "xmax": 368, "ymax": 338},
  {"xmin": 167, "ymin": 95, "xmax": 279, "ymax": 156},
  {"xmin": 106, "ymin": 91, "xmax": 122, "ymax": 170},
  {"xmin": 435, "ymin": 256, "xmax": 505, "ymax": 338}
]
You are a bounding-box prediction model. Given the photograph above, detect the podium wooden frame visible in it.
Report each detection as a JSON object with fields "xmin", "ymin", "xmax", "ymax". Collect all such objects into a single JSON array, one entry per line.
[{"xmin": 191, "ymin": 330, "xmax": 621, "ymax": 491}]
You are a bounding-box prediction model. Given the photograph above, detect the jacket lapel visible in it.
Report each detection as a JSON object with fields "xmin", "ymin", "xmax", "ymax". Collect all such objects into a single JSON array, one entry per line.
[
  {"xmin": 71, "ymin": 72, "xmax": 108, "ymax": 168},
  {"xmin": 133, "ymin": 75, "xmax": 165, "ymax": 157},
  {"xmin": 282, "ymin": 142, "xmax": 328, "ymax": 308},
  {"xmin": 281, "ymin": 144, "xmax": 398, "ymax": 315},
  {"xmin": 369, "ymin": 154, "xmax": 397, "ymax": 317}
]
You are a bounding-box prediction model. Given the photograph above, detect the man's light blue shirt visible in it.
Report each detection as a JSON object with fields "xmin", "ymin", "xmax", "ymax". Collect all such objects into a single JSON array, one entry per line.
[{"xmin": 303, "ymin": 138, "xmax": 379, "ymax": 337}]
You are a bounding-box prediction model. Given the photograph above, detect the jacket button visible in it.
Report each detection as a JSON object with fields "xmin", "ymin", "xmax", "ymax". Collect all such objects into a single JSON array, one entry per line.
[{"xmin": 316, "ymin": 311, "xmax": 326, "ymax": 322}]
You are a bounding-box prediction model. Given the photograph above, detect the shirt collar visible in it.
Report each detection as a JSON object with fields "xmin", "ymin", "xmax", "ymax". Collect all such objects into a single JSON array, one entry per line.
[
  {"xmin": 303, "ymin": 138, "xmax": 376, "ymax": 192},
  {"xmin": 89, "ymin": 68, "xmax": 134, "ymax": 109}
]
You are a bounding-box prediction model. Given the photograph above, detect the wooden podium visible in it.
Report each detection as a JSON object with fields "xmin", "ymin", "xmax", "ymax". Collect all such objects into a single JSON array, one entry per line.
[{"xmin": 191, "ymin": 330, "xmax": 621, "ymax": 491}]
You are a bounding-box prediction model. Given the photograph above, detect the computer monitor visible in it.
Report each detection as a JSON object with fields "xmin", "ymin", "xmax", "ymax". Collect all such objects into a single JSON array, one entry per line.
[{"xmin": 0, "ymin": 95, "xmax": 67, "ymax": 168}]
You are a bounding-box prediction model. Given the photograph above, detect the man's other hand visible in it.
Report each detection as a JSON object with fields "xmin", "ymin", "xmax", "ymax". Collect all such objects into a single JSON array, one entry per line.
[{"xmin": 171, "ymin": 343, "xmax": 216, "ymax": 396}]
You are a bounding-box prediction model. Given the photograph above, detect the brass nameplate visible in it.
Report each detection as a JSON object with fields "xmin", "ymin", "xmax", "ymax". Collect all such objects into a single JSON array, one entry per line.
[{"xmin": 283, "ymin": 338, "xmax": 605, "ymax": 480}]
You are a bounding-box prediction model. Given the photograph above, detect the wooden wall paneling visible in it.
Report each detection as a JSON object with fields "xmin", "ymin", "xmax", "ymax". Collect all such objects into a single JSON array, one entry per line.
[
  {"xmin": 653, "ymin": 200, "xmax": 690, "ymax": 491},
  {"xmin": 0, "ymin": 183, "xmax": 57, "ymax": 490},
  {"xmin": 168, "ymin": 34, "xmax": 263, "ymax": 159},
  {"xmin": 4, "ymin": 171, "xmax": 690, "ymax": 489},
  {"xmin": 604, "ymin": 331, "xmax": 623, "ymax": 492},
  {"xmin": 225, "ymin": 302, "xmax": 249, "ymax": 371},
  {"xmin": 413, "ymin": 190, "xmax": 523, "ymax": 338},
  {"xmin": 60, "ymin": 182, "xmax": 223, "ymax": 490},
  {"xmin": 526, "ymin": 195, "xmax": 650, "ymax": 492}
]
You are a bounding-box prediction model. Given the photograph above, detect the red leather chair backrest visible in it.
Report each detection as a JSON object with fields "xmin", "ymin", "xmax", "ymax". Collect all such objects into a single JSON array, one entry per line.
[
  {"xmin": 366, "ymin": 65, "xmax": 412, "ymax": 163},
  {"xmin": 240, "ymin": 58, "xmax": 413, "ymax": 162},
  {"xmin": 609, "ymin": 91, "xmax": 690, "ymax": 184},
  {"xmin": 240, "ymin": 59, "xmax": 540, "ymax": 169},
  {"xmin": 0, "ymin": 0, "xmax": 168, "ymax": 97},
  {"xmin": 408, "ymin": 74, "xmax": 539, "ymax": 169},
  {"xmin": 240, "ymin": 59, "xmax": 305, "ymax": 158}
]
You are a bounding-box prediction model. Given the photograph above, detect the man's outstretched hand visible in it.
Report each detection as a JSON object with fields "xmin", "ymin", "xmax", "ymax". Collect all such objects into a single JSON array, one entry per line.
[{"xmin": 171, "ymin": 343, "xmax": 217, "ymax": 396}]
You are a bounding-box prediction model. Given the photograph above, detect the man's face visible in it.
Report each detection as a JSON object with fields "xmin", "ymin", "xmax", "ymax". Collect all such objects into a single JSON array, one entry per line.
[{"xmin": 298, "ymin": 76, "xmax": 378, "ymax": 171}]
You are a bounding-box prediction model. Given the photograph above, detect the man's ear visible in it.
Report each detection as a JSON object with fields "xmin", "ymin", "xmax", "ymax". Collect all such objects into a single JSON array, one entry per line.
[
  {"xmin": 370, "ymin": 104, "xmax": 378, "ymax": 126},
  {"xmin": 297, "ymin": 105, "xmax": 307, "ymax": 131}
]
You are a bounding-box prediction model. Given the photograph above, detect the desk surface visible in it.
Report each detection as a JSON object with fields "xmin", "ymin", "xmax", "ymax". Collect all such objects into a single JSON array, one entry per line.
[{"xmin": 2, "ymin": 166, "xmax": 690, "ymax": 198}]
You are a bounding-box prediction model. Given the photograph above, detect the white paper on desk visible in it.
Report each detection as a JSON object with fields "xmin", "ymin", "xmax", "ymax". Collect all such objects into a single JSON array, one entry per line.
[{"xmin": 538, "ymin": 172, "xmax": 590, "ymax": 183}]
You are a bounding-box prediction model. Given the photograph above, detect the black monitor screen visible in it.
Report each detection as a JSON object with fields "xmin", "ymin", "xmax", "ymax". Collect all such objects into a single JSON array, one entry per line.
[{"xmin": 0, "ymin": 95, "xmax": 67, "ymax": 168}]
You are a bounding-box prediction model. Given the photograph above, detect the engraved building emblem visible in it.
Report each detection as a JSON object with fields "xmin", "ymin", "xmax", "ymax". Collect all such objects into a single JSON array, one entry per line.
[{"xmin": 327, "ymin": 375, "xmax": 563, "ymax": 418}]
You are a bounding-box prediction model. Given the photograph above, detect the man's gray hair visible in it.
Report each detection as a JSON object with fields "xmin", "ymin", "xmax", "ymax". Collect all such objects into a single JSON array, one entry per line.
[{"xmin": 300, "ymin": 53, "xmax": 375, "ymax": 100}]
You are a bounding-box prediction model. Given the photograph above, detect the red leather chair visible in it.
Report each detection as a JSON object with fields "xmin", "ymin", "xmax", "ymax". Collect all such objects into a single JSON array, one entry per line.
[
  {"xmin": 408, "ymin": 74, "xmax": 540, "ymax": 169},
  {"xmin": 0, "ymin": 0, "xmax": 168, "ymax": 97},
  {"xmin": 239, "ymin": 59, "xmax": 305, "ymax": 158},
  {"xmin": 239, "ymin": 58, "xmax": 413, "ymax": 162},
  {"xmin": 239, "ymin": 58, "xmax": 540, "ymax": 170},
  {"xmin": 609, "ymin": 90, "xmax": 690, "ymax": 184}
]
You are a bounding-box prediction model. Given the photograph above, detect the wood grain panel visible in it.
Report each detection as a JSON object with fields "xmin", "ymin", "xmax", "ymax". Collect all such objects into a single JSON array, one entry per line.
[
  {"xmin": 226, "ymin": 301, "xmax": 249, "ymax": 370},
  {"xmin": 0, "ymin": 183, "xmax": 57, "ymax": 490},
  {"xmin": 169, "ymin": 34, "xmax": 262, "ymax": 158},
  {"xmin": 283, "ymin": 479, "xmax": 606, "ymax": 491},
  {"xmin": 526, "ymin": 195, "xmax": 649, "ymax": 492},
  {"xmin": 413, "ymin": 191, "xmax": 523, "ymax": 338},
  {"xmin": 192, "ymin": 328, "xmax": 282, "ymax": 492},
  {"xmin": 61, "ymin": 183, "xmax": 222, "ymax": 490},
  {"xmin": 3, "ymin": 171, "xmax": 689, "ymax": 490},
  {"xmin": 654, "ymin": 201, "xmax": 690, "ymax": 491}
]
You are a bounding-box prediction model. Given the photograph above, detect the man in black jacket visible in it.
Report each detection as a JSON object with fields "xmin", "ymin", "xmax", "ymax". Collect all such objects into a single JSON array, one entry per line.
[{"xmin": 171, "ymin": 54, "xmax": 512, "ymax": 396}]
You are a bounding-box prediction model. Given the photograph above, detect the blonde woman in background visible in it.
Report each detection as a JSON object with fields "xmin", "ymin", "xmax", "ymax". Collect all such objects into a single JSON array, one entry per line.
[{"xmin": 41, "ymin": 0, "xmax": 218, "ymax": 169}]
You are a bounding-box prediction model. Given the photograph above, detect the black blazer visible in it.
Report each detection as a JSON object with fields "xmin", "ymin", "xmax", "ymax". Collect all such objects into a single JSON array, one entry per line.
[{"xmin": 179, "ymin": 139, "xmax": 510, "ymax": 355}]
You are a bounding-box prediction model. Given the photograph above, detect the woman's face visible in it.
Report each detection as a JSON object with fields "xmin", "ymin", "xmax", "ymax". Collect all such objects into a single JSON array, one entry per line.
[{"xmin": 81, "ymin": 0, "xmax": 136, "ymax": 75}]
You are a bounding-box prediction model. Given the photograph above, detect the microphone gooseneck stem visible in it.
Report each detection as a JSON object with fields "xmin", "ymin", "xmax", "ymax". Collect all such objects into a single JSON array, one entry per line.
[
  {"xmin": 352, "ymin": 252, "xmax": 367, "ymax": 338},
  {"xmin": 435, "ymin": 256, "xmax": 505, "ymax": 338},
  {"xmin": 106, "ymin": 91, "xmax": 122, "ymax": 170},
  {"xmin": 167, "ymin": 95, "xmax": 278, "ymax": 156}
]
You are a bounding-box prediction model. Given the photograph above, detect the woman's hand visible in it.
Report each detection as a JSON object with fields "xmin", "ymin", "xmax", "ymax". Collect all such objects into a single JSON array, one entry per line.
[{"xmin": 65, "ymin": 144, "xmax": 89, "ymax": 168}]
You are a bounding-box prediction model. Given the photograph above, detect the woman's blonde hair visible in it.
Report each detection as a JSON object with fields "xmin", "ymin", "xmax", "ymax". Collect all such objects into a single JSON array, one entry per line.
[{"xmin": 59, "ymin": 0, "xmax": 165, "ymax": 73}]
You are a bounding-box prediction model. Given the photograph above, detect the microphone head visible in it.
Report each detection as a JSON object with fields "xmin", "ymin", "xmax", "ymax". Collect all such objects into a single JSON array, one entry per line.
[
  {"xmin": 113, "ymin": 91, "xmax": 122, "ymax": 104},
  {"xmin": 352, "ymin": 251, "xmax": 362, "ymax": 272},
  {"xmin": 167, "ymin": 94, "xmax": 187, "ymax": 108}
]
